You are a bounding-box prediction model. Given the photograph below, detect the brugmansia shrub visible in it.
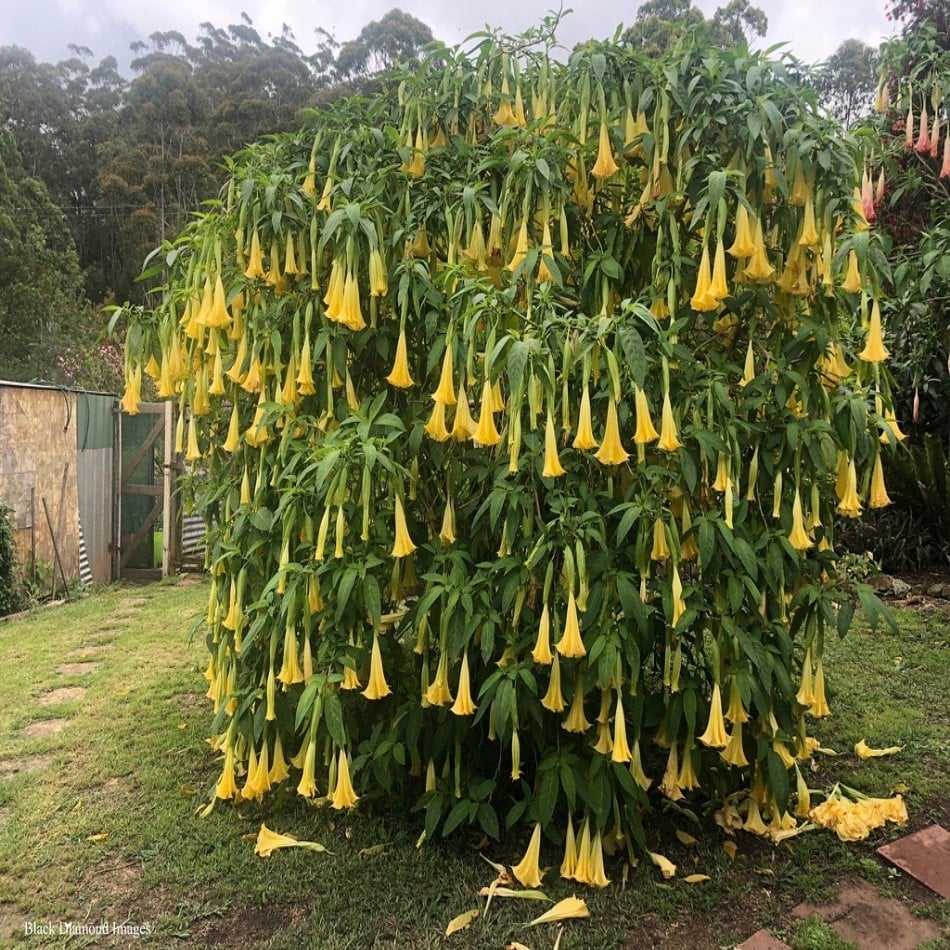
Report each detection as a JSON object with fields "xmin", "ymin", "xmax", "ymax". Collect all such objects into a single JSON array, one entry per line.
[{"xmin": 121, "ymin": 28, "xmax": 898, "ymax": 883}]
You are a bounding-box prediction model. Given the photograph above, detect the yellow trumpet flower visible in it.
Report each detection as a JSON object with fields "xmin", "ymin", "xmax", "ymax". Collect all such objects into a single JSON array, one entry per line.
[
  {"xmin": 744, "ymin": 216, "xmax": 774, "ymax": 282},
  {"xmin": 532, "ymin": 604, "xmax": 553, "ymax": 665},
  {"xmin": 450, "ymin": 384, "xmax": 477, "ymax": 441},
  {"xmin": 362, "ymin": 633, "xmax": 392, "ymax": 700},
  {"xmin": 727, "ymin": 202, "xmax": 755, "ymax": 257},
  {"xmin": 432, "ymin": 345, "xmax": 456, "ymax": 405},
  {"xmin": 594, "ymin": 399, "xmax": 629, "ymax": 465},
  {"xmin": 677, "ymin": 744, "xmax": 700, "ymax": 790},
  {"xmin": 633, "ymin": 386, "xmax": 659, "ymax": 443},
  {"xmin": 215, "ymin": 744, "xmax": 239, "ymax": 799},
  {"xmin": 439, "ymin": 497, "xmax": 456, "ymax": 545},
  {"xmin": 725, "ymin": 677, "xmax": 749, "ymax": 724},
  {"xmin": 425, "ymin": 650, "xmax": 453, "ymax": 706},
  {"xmin": 799, "ymin": 194, "xmax": 820, "ymax": 247},
  {"xmin": 541, "ymin": 653, "xmax": 566, "ymax": 712},
  {"xmin": 841, "ymin": 249, "xmax": 862, "ymax": 293},
  {"xmin": 587, "ymin": 830, "xmax": 610, "ymax": 888},
  {"xmin": 542, "ymin": 412, "xmax": 566, "ymax": 477},
  {"xmin": 810, "ymin": 657, "xmax": 831, "ymax": 717},
  {"xmin": 424, "ymin": 401, "xmax": 450, "ymax": 442},
  {"xmin": 296, "ymin": 740, "xmax": 318, "ymax": 798},
  {"xmin": 269, "ymin": 734, "xmax": 290, "ymax": 785},
  {"xmin": 659, "ymin": 745, "xmax": 684, "ymax": 801},
  {"xmin": 880, "ymin": 408, "xmax": 907, "ymax": 443},
  {"xmin": 651, "ymin": 518, "xmax": 670, "ymax": 562},
  {"xmin": 243, "ymin": 230, "xmax": 264, "ymax": 279},
  {"xmin": 330, "ymin": 749, "xmax": 359, "ymax": 809},
  {"xmin": 450, "ymin": 652, "xmax": 477, "ymax": 716},
  {"xmin": 507, "ymin": 219, "xmax": 529, "ymax": 273},
  {"xmin": 858, "ymin": 300, "xmax": 889, "ymax": 362},
  {"xmin": 721, "ymin": 722, "xmax": 749, "ymax": 767},
  {"xmin": 473, "ymin": 379, "xmax": 502, "ymax": 446},
  {"xmin": 385, "ymin": 328, "xmax": 414, "ymax": 388},
  {"xmin": 391, "ymin": 494, "xmax": 416, "ymax": 558},
  {"xmin": 690, "ymin": 242, "xmax": 717, "ymax": 311},
  {"xmin": 709, "ymin": 236, "xmax": 730, "ymax": 301},
  {"xmin": 591, "ymin": 120, "xmax": 619, "ymax": 181},
  {"xmin": 649, "ymin": 852, "xmax": 677, "ymax": 879},
  {"xmin": 657, "ymin": 390, "xmax": 683, "ymax": 451},
  {"xmin": 836, "ymin": 458, "xmax": 863, "ymax": 518},
  {"xmin": 512, "ymin": 823, "xmax": 545, "ymax": 888},
  {"xmin": 560, "ymin": 814, "xmax": 577, "ymax": 879},
  {"xmin": 562, "ymin": 674, "xmax": 590, "ymax": 733},
  {"xmin": 788, "ymin": 487, "xmax": 813, "ymax": 551},
  {"xmin": 611, "ymin": 693, "xmax": 632, "ymax": 764},
  {"xmin": 572, "ymin": 818, "xmax": 593, "ymax": 884},
  {"xmin": 556, "ymin": 591, "xmax": 586, "ymax": 658},
  {"xmin": 869, "ymin": 454, "xmax": 891, "ymax": 508},
  {"xmin": 254, "ymin": 822, "xmax": 329, "ymax": 857},
  {"xmin": 698, "ymin": 682, "xmax": 729, "ymax": 748},
  {"xmin": 572, "ymin": 386, "xmax": 599, "ymax": 450},
  {"xmin": 855, "ymin": 739, "xmax": 902, "ymax": 759}
]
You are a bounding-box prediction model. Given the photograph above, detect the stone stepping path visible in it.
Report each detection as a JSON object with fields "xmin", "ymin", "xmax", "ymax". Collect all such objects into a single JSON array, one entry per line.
[
  {"xmin": 39, "ymin": 686, "xmax": 87, "ymax": 706},
  {"xmin": 878, "ymin": 824, "xmax": 950, "ymax": 899},
  {"xmin": 22, "ymin": 718, "xmax": 69, "ymax": 739},
  {"xmin": 737, "ymin": 929, "xmax": 790, "ymax": 949},
  {"xmin": 792, "ymin": 878, "xmax": 941, "ymax": 949},
  {"xmin": 57, "ymin": 662, "xmax": 100, "ymax": 676}
]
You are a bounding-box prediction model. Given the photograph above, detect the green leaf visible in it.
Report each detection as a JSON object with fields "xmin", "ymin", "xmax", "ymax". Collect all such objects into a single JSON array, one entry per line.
[{"xmin": 619, "ymin": 326, "xmax": 647, "ymax": 388}]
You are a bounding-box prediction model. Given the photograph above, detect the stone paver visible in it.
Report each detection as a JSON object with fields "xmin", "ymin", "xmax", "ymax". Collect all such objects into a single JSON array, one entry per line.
[{"xmin": 878, "ymin": 824, "xmax": 950, "ymax": 899}]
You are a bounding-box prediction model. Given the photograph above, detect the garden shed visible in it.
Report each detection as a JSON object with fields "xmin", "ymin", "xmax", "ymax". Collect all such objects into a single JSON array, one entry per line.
[{"xmin": 0, "ymin": 380, "xmax": 189, "ymax": 586}]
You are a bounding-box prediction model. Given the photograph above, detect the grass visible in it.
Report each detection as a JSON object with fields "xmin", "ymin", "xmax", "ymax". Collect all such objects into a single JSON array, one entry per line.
[{"xmin": 0, "ymin": 579, "xmax": 946, "ymax": 948}]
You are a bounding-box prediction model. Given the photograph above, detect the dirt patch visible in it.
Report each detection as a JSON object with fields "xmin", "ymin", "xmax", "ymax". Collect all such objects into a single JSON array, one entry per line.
[
  {"xmin": 39, "ymin": 686, "xmax": 87, "ymax": 705},
  {"xmin": 122, "ymin": 598, "xmax": 149, "ymax": 607},
  {"xmin": 0, "ymin": 901, "xmax": 22, "ymax": 940},
  {"xmin": 22, "ymin": 718, "xmax": 69, "ymax": 739},
  {"xmin": 0, "ymin": 755, "xmax": 52, "ymax": 778},
  {"xmin": 188, "ymin": 904, "xmax": 305, "ymax": 948},
  {"xmin": 792, "ymin": 878, "xmax": 942, "ymax": 950},
  {"xmin": 57, "ymin": 662, "xmax": 101, "ymax": 676},
  {"xmin": 623, "ymin": 880, "xmax": 773, "ymax": 948}
]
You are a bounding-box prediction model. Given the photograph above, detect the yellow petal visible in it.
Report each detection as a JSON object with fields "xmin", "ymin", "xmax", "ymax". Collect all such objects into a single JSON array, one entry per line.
[
  {"xmin": 675, "ymin": 829, "xmax": 698, "ymax": 846},
  {"xmin": 649, "ymin": 851, "xmax": 677, "ymax": 879},
  {"xmin": 684, "ymin": 873, "xmax": 711, "ymax": 884},
  {"xmin": 527, "ymin": 895, "xmax": 590, "ymax": 926},
  {"xmin": 445, "ymin": 909, "xmax": 479, "ymax": 937}
]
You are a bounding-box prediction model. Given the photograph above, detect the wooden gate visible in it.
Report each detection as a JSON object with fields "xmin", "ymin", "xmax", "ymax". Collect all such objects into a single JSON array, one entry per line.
[{"xmin": 113, "ymin": 401, "xmax": 179, "ymax": 581}]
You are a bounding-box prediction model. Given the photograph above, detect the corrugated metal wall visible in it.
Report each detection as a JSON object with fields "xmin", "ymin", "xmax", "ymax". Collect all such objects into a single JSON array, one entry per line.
[{"xmin": 76, "ymin": 393, "xmax": 115, "ymax": 585}]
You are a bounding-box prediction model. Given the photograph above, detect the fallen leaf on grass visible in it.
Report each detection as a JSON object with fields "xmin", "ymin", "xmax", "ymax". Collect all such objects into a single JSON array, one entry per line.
[
  {"xmin": 855, "ymin": 740, "xmax": 902, "ymax": 759},
  {"xmin": 71, "ymin": 799, "xmax": 81, "ymax": 814},
  {"xmin": 722, "ymin": 841, "xmax": 737, "ymax": 860},
  {"xmin": 358, "ymin": 844, "xmax": 388, "ymax": 858},
  {"xmin": 254, "ymin": 823, "xmax": 330, "ymax": 858},
  {"xmin": 683, "ymin": 874, "xmax": 711, "ymax": 884},
  {"xmin": 180, "ymin": 785, "xmax": 196, "ymax": 796},
  {"xmin": 675, "ymin": 829, "xmax": 698, "ymax": 846},
  {"xmin": 445, "ymin": 908, "xmax": 478, "ymax": 937},
  {"xmin": 526, "ymin": 896, "xmax": 589, "ymax": 926},
  {"xmin": 86, "ymin": 833, "xmax": 108, "ymax": 842},
  {"xmin": 477, "ymin": 887, "xmax": 550, "ymax": 901}
]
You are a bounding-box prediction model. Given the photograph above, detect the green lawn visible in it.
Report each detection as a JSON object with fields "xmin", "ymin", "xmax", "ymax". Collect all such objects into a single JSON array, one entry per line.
[{"xmin": 0, "ymin": 580, "xmax": 946, "ymax": 948}]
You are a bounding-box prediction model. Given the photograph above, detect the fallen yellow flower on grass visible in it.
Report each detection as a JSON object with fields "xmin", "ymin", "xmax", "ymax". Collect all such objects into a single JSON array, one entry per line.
[
  {"xmin": 253, "ymin": 822, "xmax": 329, "ymax": 857},
  {"xmin": 445, "ymin": 908, "xmax": 479, "ymax": 937},
  {"xmin": 477, "ymin": 887, "xmax": 550, "ymax": 900},
  {"xmin": 809, "ymin": 787, "xmax": 908, "ymax": 842},
  {"xmin": 527, "ymin": 895, "xmax": 590, "ymax": 926},
  {"xmin": 855, "ymin": 740, "xmax": 902, "ymax": 759},
  {"xmin": 649, "ymin": 851, "xmax": 677, "ymax": 879},
  {"xmin": 684, "ymin": 874, "xmax": 711, "ymax": 883},
  {"xmin": 86, "ymin": 833, "xmax": 109, "ymax": 842}
]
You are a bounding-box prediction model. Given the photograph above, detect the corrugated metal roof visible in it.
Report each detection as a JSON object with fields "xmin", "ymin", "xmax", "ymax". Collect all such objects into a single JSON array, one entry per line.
[{"xmin": 0, "ymin": 379, "xmax": 118, "ymax": 398}]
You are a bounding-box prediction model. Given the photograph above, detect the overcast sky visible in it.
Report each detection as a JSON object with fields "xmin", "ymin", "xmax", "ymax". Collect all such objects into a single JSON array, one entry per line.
[{"xmin": 1, "ymin": 0, "xmax": 894, "ymax": 69}]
